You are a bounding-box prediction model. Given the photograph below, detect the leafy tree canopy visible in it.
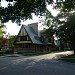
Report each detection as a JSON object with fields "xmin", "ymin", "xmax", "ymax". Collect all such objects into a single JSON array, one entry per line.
[
  {"xmin": 58, "ymin": 14, "xmax": 75, "ymax": 45},
  {"xmin": 36, "ymin": 0, "xmax": 75, "ymax": 54},
  {"xmin": 0, "ymin": 0, "xmax": 75, "ymax": 24},
  {"xmin": 0, "ymin": 0, "xmax": 54, "ymax": 24}
]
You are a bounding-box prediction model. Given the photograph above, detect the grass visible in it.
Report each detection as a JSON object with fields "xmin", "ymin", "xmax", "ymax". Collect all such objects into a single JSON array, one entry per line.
[
  {"xmin": 0, "ymin": 50, "xmax": 71, "ymax": 57},
  {"xmin": 22, "ymin": 52, "xmax": 51, "ymax": 56},
  {"xmin": 6, "ymin": 55, "xmax": 19, "ymax": 57},
  {"xmin": 59, "ymin": 54, "xmax": 75, "ymax": 63},
  {"xmin": 0, "ymin": 54, "xmax": 4, "ymax": 56},
  {"xmin": 22, "ymin": 50, "xmax": 64, "ymax": 56}
]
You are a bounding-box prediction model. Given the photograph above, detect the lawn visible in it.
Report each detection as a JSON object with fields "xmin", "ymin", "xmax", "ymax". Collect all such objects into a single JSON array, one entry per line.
[
  {"xmin": 22, "ymin": 50, "xmax": 66, "ymax": 56},
  {"xmin": 22, "ymin": 52, "xmax": 51, "ymax": 56},
  {"xmin": 6, "ymin": 55, "xmax": 19, "ymax": 57},
  {"xmin": 0, "ymin": 50, "xmax": 68, "ymax": 56},
  {"xmin": 59, "ymin": 54, "xmax": 75, "ymax": 63},
  {"xmin": 0, "ymin": 54, "xmax": 4, "ymax": 56}
]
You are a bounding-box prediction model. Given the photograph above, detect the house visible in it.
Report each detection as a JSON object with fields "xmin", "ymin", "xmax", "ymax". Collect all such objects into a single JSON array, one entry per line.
[{"xmin": 13, "ymin": 23, "xmax": 54, "ymax": 52}]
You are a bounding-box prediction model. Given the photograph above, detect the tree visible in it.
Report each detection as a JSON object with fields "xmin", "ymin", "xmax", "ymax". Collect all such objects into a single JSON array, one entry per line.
[
  {"xmin": 0, "ymin": 23, "xmax": 6, "ymax": 49},
  {"xmin": 45, "ymin": 0, "xmax": 75, "ymax": 54},
  {"xmin": 55, "ymin": 0, "xmax": 75, "ymax": 54},
  {"xmin": 58, "ymin": 14, "xmax": 75, "ymax": 54},
  {"xmin": 9, "ymin": 35, "xmax": 16, "ymax": 48},
  {"xmin": 0, "ymin": 0, "xmax": 54, "ymax": 24},
  {"xmin": 0, "ymin": 0, "xmax": 75, "ymax": 24},
  {"xmin": 0, "ymin": 0, "xmax": 75, "ymax": 53},
  {"xmin": 42, "ymin": 28, "xmax": 55, "ymax": 45},
  {"xmin": 42, "ymin": 10, "xmax": 59, "ymax": 49},
  {"xmin": 41, "ymin": 7, "xmax": 75, "ymax": 51}
]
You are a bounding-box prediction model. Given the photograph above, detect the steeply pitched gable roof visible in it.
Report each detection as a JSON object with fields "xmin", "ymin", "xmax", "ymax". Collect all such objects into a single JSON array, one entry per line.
[{"xmin": 23, "ymin": 25, "xmax": 48, "ymax": 44}]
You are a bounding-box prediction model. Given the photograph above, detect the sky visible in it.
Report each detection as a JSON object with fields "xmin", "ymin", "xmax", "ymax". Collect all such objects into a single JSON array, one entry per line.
[
  {"xmin": 1, "ymin": 0, "xmax": 59, "ymax": 35},
  {"xmin": 5, "ymin": 15, "xmax": 39, "ymax": 35}
]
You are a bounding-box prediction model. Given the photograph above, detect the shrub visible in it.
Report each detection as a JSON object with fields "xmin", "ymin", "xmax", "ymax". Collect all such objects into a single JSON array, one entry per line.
[
  {"xmin": 0, "ymin": 50, "xmax": 14, "ymax": 54},
  {"xmin": 0, "ymin": 50, "xmax": 6, "ymax": 55},
  {"xmin": 4, "ymin": 50, "xmax": 14, "ymax": 54}
]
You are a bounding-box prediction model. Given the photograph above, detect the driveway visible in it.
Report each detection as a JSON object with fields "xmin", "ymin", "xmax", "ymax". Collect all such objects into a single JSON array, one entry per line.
[{"xmin": 0, "ymin": 51, "xmax": 75, "ymax": 75}]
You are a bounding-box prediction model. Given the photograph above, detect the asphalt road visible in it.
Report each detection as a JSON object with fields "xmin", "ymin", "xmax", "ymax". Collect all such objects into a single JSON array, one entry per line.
[{"xmin": 0, "ymin": 51, "xmax": 75, "ymax": 75}]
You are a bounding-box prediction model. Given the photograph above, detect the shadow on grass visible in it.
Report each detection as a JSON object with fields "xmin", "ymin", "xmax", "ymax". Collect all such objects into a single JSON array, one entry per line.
[{"xmin": 58, "ymin": 54, "xmax": 75, "ymax": 63}]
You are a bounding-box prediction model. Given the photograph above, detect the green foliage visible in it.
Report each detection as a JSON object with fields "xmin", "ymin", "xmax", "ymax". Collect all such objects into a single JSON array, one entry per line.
[
  {"xmin": 9, "ymin": 35, "xmax": 16, "ymax": 47},
  {"xmin": 0, "ymin": 23, "xmax": 6, "ymax": 47},
  {"xmin": 0, "ymin": 0, "xmax": 54, "ymax": 24},
  {"xmin": 0, "ymin": 50, "xmax": 14, "ymax": 54},
  {"xmin": 59, "ymin": 54, "xmax": 75, "ymax": 63},
  {"xmin": 58, "ymin": 14, "xmax": 75, "ymax": 48},
  {"xmin": 22, "ymin": 52, "xmax": 51, "ymax": 56},
  {"xmin": 0, "ymin": 0, "xmax": 75, "ymax": 25},
  {"xmin": 42, "ymin": 28, "xmax": 55, "ymax": 38},
  {"xmin": 5, "ymin": 50, "xmax": 14, "ymax": 54},
  {"xmin": 54, "ymin": 1, "xmax": 75, "ymax": 52},
  {"xmin": 42, "ymin": 6, "xmax": 75, "ymax": 51},
  {"xmin": 42, "ymin": 10, "xmax": 57, "ymax": 36},
  {"xmin": 55, "ymin": 0, "xmax": 75, "ymax": 12},
  {"xmin": 0, "ymin": 24, "xmax": 6, "ymax": 37},
  {"xmin": 0, "ymin": 50, "xmax": 5, "ymax": 55}
]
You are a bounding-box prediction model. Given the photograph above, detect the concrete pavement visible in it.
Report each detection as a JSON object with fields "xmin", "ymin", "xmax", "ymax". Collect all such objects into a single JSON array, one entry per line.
[{"xmin": 0, "ymin": 51, "xmax": 75, "ymax": 75}]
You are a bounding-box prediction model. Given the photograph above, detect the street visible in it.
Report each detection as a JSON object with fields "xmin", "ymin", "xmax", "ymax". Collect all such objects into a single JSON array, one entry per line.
[{"xmin": 0, "ymin": 51, "xmax": 75, "ymax": 75}]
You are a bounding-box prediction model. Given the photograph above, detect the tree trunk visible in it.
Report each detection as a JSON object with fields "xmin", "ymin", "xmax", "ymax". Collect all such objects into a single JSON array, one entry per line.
[
  {"xmin": 74, "ymin": 48, "xmax": 75, "ymax": 55},
  {"xmin": 72, "ymin": 28, "xmax": 75, "ymax": 55}
]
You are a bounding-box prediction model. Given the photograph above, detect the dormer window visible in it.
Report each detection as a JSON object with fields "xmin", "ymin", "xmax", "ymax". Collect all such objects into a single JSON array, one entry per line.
[{"xmin": 40, "ymin": 36, "xmax": 44, "ymax": 43}]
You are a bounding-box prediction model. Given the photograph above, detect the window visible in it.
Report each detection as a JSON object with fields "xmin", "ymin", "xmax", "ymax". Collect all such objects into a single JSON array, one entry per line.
[
  {"xmin": 25, "ymin": 44, "xmax": 30, "ymax": 48},
  {"xmin": 20, "ymin": 36, "xmax": 27, "ymax": 41}
]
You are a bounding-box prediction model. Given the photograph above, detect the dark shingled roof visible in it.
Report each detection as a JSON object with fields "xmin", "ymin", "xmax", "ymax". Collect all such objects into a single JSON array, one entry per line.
[{"xmin": 23, "ymin": 25, "xmax": 48, "ymax": 44}]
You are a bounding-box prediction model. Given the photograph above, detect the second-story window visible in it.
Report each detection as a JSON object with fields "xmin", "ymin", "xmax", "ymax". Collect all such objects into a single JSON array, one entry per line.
[{"xmin": 20, "ymin": 36, "xmax": 27, "ymax": 41}]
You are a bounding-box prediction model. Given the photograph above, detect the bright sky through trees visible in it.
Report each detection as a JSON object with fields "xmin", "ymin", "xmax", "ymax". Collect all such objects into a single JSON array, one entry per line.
[
  {"xmin": 5, "ymin": 15, "xmax": 39, "ymax": 35},
  {"xmin": 1, "ymin": 0, "xmax": 59, "ymax": 35}
]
